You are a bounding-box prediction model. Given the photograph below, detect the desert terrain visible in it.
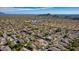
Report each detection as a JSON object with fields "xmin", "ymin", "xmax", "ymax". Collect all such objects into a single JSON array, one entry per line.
[{"xmin": 0, "ymin": 15, "xmax": 79, "ymax": 51}]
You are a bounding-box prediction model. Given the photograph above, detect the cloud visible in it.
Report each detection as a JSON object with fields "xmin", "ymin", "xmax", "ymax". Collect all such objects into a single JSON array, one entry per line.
[
  {"xmin": 15, "ymin": 7, "xmax": 47, "ymax": 10},
  {"xmin": 17, "ymin": 8, "xmax": 39, "ymax": 10},
  {"xmin": 0, "ymin": 7, "xmax": 48, "ymax": 13}
]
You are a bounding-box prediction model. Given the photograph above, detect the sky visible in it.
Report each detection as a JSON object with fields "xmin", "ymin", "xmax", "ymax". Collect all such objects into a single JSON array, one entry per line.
[{"xmin": 0, "ymin": 7, "xmax": 79, "ymax": 14}]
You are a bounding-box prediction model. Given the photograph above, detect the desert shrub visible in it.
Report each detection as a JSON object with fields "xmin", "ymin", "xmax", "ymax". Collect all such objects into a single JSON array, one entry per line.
[
  {"xmin": 43, "ymin": 32, "xmax": 49, "ymax": 37},
  {"xmin": 6, "ymin": 38, "xmax": 13, "ymax": 49},
  {"xmin": 68, "ymin": 38, "xmax": 79, "ymax": 51},
  {"xmin": 0, "ymin": 31, "xmax": 3, "ymax": 37},
  {"xmin": 55, "ymin": 28, "xmax": 61, "ymax": 32},
  {"xmin": 16, "ymin": 34, "xmax": 22, "ymax": 39},
  {"xmin": 10, "ymin": 41, "xmax": 27, "ymax": 51},
  {"xmin": 12, "ymin": 42, "xmax": 24, "ymax": 51}
]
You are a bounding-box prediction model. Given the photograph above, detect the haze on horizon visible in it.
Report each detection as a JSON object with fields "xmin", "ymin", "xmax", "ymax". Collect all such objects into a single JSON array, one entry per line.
[{"xmin": 0, "ymin": 7, "xmax": 79, "ymax": 14}]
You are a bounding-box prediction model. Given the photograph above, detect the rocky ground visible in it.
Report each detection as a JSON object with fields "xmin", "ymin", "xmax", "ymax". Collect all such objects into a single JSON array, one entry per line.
[{"xmin": 0, "ymin": 16, "xmax": 79, "ymax": 51}]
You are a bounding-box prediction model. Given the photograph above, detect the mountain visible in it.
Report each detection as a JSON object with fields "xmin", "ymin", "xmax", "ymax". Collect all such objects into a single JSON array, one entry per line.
[
  {"xmin": 38, "ymin": 13, "xmax": 52, "ymax": 16},
  {"xmin": 0, "ymin": 12, "xmax": 5, "ymax": 15}
]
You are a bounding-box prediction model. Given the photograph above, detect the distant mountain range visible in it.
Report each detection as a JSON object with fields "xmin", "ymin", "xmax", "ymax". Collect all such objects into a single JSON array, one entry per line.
[
  {"xmin": 0, "ymin": 12, "xmax": 79, "ymax": 17},
  {"xmin": 0, "ymin": 12, "xmax": 79, "ymax": 20}
]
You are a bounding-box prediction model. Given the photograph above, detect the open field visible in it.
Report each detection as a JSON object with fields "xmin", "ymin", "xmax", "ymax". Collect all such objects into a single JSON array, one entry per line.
[{"xmin": 0, "ymin": 15, "xmax": 79, "ymax": 51}]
